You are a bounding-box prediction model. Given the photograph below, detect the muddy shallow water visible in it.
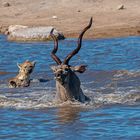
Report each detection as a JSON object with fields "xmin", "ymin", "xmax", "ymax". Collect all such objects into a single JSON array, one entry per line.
[{"xmin": 0, "ymin": 35, "xmax": 140, "ymax": 139}]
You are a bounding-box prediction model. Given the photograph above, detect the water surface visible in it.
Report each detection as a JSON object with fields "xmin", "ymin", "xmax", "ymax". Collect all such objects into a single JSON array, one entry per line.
[{"xmin": 0, "ymin": 35, "xmax": 140, "ymax": 139}]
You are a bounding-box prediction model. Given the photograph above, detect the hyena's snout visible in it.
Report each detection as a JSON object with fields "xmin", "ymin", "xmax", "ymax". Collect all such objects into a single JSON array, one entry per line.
[
  {"xmin": 9, "ymin": 80, "xmax": 17, "ymax": 88},
  {"xmin": 28, "ymin": 67, "xmax": 33, "ymax": 74}
]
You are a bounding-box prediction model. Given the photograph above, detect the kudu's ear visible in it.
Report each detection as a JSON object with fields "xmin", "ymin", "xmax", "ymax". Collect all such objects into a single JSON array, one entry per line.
[{"xmin": 72, "ymin": 65, "xmax": 87, "ymax": 73}]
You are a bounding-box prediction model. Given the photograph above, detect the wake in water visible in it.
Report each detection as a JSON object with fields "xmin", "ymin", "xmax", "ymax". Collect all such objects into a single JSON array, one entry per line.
[{"xmin": 0, "ymin": 70, "xmax": 140, "ymax": 109}]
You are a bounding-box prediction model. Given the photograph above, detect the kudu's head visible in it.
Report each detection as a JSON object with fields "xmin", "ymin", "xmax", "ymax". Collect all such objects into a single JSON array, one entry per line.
[{"xmin": 50, "ymin": 18, "xmax": 92, "ymax": 85}]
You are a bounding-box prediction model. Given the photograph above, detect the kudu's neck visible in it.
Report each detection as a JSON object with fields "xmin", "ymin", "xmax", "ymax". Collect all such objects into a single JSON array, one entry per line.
[
  {"xmin": 64, "ymin": 70, "xmax": 80, "ymax": 87},
  {"xmin": 55, "ymin": 71, "xmax": 81, "ymax": 102}
]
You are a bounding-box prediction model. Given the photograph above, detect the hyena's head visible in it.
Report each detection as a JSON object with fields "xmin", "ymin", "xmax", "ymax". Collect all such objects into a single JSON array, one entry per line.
[
  {"xmin": 17, "ymin": 60, "xmax": 36, "ymax": 75},
  {"xmin": 9, "ymin": 60, "xmax": 36, "ymax": 88}
]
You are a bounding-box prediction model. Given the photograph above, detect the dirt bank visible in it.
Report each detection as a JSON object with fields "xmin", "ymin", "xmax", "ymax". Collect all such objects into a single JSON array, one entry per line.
[{"xmin": 0, "ymin": 0, "xmax": 140, "ymax": 39}]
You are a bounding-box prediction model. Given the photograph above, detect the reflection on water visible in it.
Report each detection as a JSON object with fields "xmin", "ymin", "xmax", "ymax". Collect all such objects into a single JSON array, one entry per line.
[
  {"xmin": 0, "ymin": 35, "xmax": 140, "ymax": 139},
  {"xmin": 56, "ymin": 106, "xmax": 81, "ymax": 124},
  {"xmin": 0, "ymin": 106, "xmax": 140, "ymax": 140}
]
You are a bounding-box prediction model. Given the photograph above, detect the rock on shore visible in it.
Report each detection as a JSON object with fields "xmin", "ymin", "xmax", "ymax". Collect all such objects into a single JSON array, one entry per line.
[{"xmin": 7, "ymin": 25, "xmax": 65, "ymax": 41}]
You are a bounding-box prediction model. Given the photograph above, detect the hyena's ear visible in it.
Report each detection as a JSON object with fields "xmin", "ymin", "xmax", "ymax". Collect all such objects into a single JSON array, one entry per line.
[
  {"xmin": 31, "ymin": 61, "xmax": 36, "ymax": 66},
  {"xmin": 17, "ymin": 63, "xmax": 22, "ymax": 69},
  {"xmin": 72, "ymin": 65, "xmax": 87, "ymax": 73}
]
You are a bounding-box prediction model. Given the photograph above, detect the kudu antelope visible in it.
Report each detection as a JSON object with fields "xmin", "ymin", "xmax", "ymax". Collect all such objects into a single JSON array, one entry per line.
[
  {"xmin": 9, "ymin": 60, "xmax": 36, "ymax": 88},
  {"xmin": 50, "ymin": 18, "xmax": 92, "ymax": 103}
]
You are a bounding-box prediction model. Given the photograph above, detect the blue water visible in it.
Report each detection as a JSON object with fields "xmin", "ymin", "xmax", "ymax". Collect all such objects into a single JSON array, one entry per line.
[{"xmin": 0, "ymin": 35, "xmax": 140, "ymax": 139}]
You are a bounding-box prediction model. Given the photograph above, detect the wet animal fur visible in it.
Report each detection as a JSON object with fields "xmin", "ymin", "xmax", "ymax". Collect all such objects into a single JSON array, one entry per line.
[{"xmin": 9, "ymin": 60, "xmax": 36, "ymax": 88}]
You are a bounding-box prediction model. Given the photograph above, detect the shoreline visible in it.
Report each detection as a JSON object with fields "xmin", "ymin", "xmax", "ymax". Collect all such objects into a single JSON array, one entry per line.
[
  {"xmin": 1, "ymin": 25, "xmax": 140, "ymax": 40},
  {"xmin": 0, "ymin": 0, "xmax": 140, "ymax": 40}
]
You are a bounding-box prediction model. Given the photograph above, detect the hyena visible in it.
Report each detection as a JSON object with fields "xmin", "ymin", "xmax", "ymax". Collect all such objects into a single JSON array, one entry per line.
[{"xmin": 9, "ymin": 60, "xmax": 36, "ymax": 88}]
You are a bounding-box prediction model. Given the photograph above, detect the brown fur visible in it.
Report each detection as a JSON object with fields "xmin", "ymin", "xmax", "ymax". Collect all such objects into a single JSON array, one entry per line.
[
  {"xmin": 50, "ymin": 18, "xmax": 92, "ymax": 103},
  {"xmin": 51, "ymin": 65, "xmax": 89, "ymax": 103},
  {"xmin": 9, "ymin": 60, "xmax": 36, "ymax": 88}
]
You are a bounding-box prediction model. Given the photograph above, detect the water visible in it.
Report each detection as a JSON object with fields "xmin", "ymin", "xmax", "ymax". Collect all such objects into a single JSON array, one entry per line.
[{"xmin": 0, "ymin": 35, "xmax": 140, "ymax": 139}]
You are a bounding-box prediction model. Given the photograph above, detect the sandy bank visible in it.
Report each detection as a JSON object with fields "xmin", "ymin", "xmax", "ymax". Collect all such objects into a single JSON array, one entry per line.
[{"xmin": 0, "ymin": 0, "xmax": 140, "ymax": 39}]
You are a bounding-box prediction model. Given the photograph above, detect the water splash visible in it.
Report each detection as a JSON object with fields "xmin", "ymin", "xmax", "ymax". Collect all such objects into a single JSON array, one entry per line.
[{"xmin": 0, "ymin": 70, "xmax": 140, "ymax": 109}]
